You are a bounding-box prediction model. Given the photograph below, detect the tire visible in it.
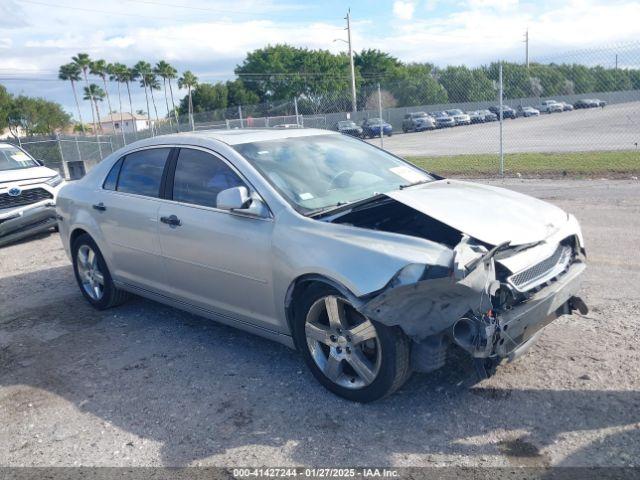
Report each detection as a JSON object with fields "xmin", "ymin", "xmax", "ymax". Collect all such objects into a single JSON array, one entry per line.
[
  {"xmin": 72, "ymin": 233, "xmax": 130, "ymax": 310},
  {"xmin": 293, "ymin": 284, "xmax": 412, "ymax": 402}
]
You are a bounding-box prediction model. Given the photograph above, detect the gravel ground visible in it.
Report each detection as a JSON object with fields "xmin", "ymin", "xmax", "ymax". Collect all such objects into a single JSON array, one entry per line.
[
  {"xmin": 1, "ymin": 178, "xmax": 639, "ymax": 468},
  {"xmin": 369, "ymin": 102, "xmax": 640, "ymax": 157}
]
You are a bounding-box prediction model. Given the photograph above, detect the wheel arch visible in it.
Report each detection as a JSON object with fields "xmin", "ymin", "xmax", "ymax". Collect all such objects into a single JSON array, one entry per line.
[{"xmin": 284, "ymin": 273, "xmax": 362, "ymax": 348}]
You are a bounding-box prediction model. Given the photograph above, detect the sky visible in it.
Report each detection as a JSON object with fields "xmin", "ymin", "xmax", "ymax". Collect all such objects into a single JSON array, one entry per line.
[{"xmin": 1, "ymin": 0, "xmax": 639, "ymax": 121}]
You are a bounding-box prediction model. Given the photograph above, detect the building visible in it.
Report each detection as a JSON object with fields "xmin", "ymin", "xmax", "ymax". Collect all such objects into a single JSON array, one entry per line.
[{"xmin": 99, "ymin": 113, "xmax": 153, "ymax": 134}]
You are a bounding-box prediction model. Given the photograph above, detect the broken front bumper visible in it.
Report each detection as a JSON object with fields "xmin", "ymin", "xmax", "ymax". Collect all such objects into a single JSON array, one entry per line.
[
  {"xmin": 494, "ymin": 260, "xmax": 586, "ymax": 358},
  {"xmin": 0, "ymin": 201, "xmax": 57, "ymax": 247}
]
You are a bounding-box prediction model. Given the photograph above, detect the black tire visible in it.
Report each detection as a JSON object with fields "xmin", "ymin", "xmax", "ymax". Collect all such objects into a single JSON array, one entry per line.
[
  {"xmin": 293, "ymin": 284, "xmax": 412, "ymax": 402},
  {"xmin": 72, "ymin": 233, "xmax": 130, "ymax": 310}
]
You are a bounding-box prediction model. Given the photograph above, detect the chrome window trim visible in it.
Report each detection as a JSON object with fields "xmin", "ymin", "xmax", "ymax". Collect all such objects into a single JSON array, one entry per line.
[{"xmin": 100, "ymin": 143, "xmax": 274, "ymax": 221}]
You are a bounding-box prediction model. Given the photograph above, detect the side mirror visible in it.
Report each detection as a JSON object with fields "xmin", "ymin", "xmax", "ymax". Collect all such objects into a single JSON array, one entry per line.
[{"xmin": 216, "ymin": 186, "xmax": 269, "ymax": 218}]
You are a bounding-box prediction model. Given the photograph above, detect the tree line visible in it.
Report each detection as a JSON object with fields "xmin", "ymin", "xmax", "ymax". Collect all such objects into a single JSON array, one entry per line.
[
  {"xmin": 0, "ymin": 85, "xmax": 70, "ymax": 138},
  {"xmin": 4, "ymin": 44, "xmax": 639, "ymax": 139}
]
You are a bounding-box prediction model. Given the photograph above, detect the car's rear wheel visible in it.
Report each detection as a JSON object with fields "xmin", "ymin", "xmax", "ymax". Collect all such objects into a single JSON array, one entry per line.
[
  {"xmin": 294, "ymin": 284, "xmax": 411, "ymax": 402},
  {"xmin": 72, "ymin": 233, "xmax": 129, "ymax": 310}
]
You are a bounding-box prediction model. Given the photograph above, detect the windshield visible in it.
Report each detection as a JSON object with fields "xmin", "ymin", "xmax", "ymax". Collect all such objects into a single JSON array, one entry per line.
[
  {"xmin": 366, "ymin": 118, "xmax": 385, "ymax": 125},
  {"xmin": 234, "ymin": 134, "xmax": 432, "ymax": 214},
  {"xmin": 0, "ymin": 145, "xmax": 39, "ymax": 171},
  {"xmin": 412, "ymin": 112, "xmax": 428, "ymax": 118},
  {"xmin": 338, "ymin": 121, "xmax": 356, "ymax": 128},
  {"xmin": 446, "ymin": 109, "xmax": 463, "ymax": 115}
]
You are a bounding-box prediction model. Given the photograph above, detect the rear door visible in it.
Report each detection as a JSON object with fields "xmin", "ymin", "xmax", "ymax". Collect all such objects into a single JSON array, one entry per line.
[
  {"xmin": 156, "ymin": 147, "xmax": 279, "ymax": 330},
  {"xmin": 94, "ymin": 147, "xmax": 171, "ymax": 291}
]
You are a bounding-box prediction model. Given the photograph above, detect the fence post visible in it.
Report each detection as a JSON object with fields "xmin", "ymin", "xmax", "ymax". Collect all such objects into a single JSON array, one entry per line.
[
  {"xmin": 294, "ymin": 97, "xmax": 300, "ymax": 126},
  {"xmin": 75, "ymin": 135, "xmax": 82, "ymax": 162},
  {"xmin": 499, "ymin": 62, "xmax": 504, "ymax": 177},
  {"xmin": 96, "ymin": 133, "xmax": 103, "ymax": 160},
  {"xmin": 377, "ymin": 83, "xmax": 384, "ymax": 148},
  {"xmin": 55, "ymin": 132, "xmax": 70, "ymax": 180},
  {"xmin": 238, "ymin": 105, "xmax": 244, "ymax": 128}
]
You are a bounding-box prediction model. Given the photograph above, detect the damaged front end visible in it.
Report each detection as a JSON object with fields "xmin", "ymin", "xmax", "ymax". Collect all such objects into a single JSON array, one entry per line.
[{"xmin": 356, "ymin": 233, "xmax": 588, "ymax": 379}]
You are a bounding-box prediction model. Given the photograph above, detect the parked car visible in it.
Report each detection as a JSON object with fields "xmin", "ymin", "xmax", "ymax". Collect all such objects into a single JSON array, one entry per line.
[
  {"xmin": 335, "ymin": 120, "xmax": 363, "ymax": 138},
  {"xmin": 539, "ymin": 100, "xmax": 564, "ymax": 113},
  {"xmin": 445, "ymin": 109, "xmax": 471, "ymax": 126},
  {"xmin": 402, "ymin": 112, "xmax": 436, "ymax": 132},
  {"xmin": 361, "ymin": 118, "xmax": 393, "ymax": 138},
  {"xmin": 558, "ymin": 101, "xmax": 574, "ymax": 111},
  {"xmin": 517, "ymin": 106, "xmax": 540, "ymax": 117},
  {"xmin": 488, "ymin": 105, "xmax": 516, "ymax": 119},
  {"xmin": 0, "ymin": 143, "xmax": 65, "ymax": 247},
  {"xmin": 57, "ymin": 129, "xmax": 588, "ymax": 402},
  {"xmin": 478, "ymin": 109, "xmax": 498, "ymax": 122},
  {"xmin": 467, "ymin": 111, "xmax": 485, "ymax": 124},
  {"xmin": 595, "ymin": 99, "xmax": 607, "ymax": 107},
  {"xmin": 430, "ymin": 111, "xmax": 456, "ymax": 128}
]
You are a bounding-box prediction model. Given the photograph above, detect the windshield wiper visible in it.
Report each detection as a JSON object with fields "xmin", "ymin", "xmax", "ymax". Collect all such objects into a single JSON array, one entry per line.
[
  {"xmin": 307, "ymin": 201, "xmax": 350, "ymax": 218},
  {"xmin": 399, "ymin": 179, "xmax": 431, "ymax": 190}
]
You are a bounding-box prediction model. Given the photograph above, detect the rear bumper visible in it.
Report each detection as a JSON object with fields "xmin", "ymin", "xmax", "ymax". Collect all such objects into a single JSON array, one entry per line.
[
  {"xmin": 0, "ymin": 201, "xmax": 57, "ymax": 247},
  {"xmin": 494, "ymin": 261, "xmax": 586, "ymax": 357}
]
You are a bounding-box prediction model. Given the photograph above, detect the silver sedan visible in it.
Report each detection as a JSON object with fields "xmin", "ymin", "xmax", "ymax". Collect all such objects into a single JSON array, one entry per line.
[{"xmin": 56, "ymin": 129, "xmax": 587, "ymax": 402}]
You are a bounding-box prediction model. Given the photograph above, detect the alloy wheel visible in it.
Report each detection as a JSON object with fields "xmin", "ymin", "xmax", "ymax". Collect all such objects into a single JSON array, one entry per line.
[
  {"xmin": 76, "ymin": 244, "xmax": 105, "ymax": 301},
  {"xmin": 305, "ymin": 295, "xmax": 382, "ymax": 389}
]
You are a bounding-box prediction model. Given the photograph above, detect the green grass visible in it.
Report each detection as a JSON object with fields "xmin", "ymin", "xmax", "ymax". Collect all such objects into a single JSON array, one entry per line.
[{"xmin": 406, "ymin": 150, "xmax": 640, "ymax": 177}]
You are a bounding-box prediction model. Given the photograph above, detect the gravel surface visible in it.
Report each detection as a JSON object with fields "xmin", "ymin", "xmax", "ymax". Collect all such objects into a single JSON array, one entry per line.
[
  {"xmin": 369, "ymin": 102, "xmax": 640, "ymax": 157},
  {"xmin": 1, "ymin": 178, "xmax": 639, "ymax": 468}
]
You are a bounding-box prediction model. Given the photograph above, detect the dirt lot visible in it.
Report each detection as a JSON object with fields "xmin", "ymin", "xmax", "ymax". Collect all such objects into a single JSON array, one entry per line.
[
  {"xmin": 371, "ymin": 101, "xmax": 640, "ymax": 157},
  {"xmin": 1, "ymin": 178, "xmax": 639, "ymax": 467}
]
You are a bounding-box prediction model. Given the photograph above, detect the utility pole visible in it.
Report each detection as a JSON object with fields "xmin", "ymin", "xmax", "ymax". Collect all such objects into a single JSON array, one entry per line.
[
  {"xmin": 499, "ymin": 62, "xmax": 504, "ymax": 177},
  {"xmin": 615, "ymin": 54, "xmax": 618, "ymax": 70},
  {"xmin": 524, "ymin": 28, "xmax": 529, "ymax": 68},
  {"xmin": 346, "ymin": 9, "xmax": 357, "ymax": 113}
]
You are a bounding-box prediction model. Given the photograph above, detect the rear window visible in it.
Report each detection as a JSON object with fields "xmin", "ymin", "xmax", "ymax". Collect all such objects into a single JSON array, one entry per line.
[{"xmin": 116, "ymin": 148, "xmax": 170, "ymax": 198}]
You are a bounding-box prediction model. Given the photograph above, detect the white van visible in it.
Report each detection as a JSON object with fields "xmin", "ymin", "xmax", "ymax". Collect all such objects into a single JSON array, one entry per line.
[{"xmin": 0, "ymin": 143, "xmax": 65, "ymax": 246}]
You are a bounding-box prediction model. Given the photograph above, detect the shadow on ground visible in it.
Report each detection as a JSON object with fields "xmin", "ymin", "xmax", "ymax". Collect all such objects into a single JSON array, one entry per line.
[{"xmin": 1, "ymin": 266, "xmax": 639, "ymax": 467}]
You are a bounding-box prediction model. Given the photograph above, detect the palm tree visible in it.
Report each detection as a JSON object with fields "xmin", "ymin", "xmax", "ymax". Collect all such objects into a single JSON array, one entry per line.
[
  {"xmin": 145, "ymin": 73, "xmax": 162, "ymax": 131},
  {"xmin": 133, "ymin": 61, "xmax": 154, "ymax": 134},
  {"xmin": 109, "ymin": 63, "xmax": 127, "ymax": 144},
  {"xmin": 72, "ymin": 52, "xmax": 98, "ymax": 135},
  {"xmin": 83, "ymin": 84, "xmax": 106, "ymax": 132},
  {"xmin": 178, "ymin": 70, "xmax": 198, "ymax": 130},
  {"xmin": 154, "ymin": 60, "xmax": 177, "ymax": 131},
  {"xmin": 123, "ymin": 67, "xmax": 137, "ymax": 137},
  {"xmin": 58, "ymin": 63, "xmax": 85, "ymax": 133},
  {"xmin": 90, "ymin": 60, "xmax": 114, "ymax": 122}
]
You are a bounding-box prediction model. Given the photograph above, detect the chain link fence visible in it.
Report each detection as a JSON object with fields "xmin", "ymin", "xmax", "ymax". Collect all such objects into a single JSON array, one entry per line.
[{"xmin": 9, "ymin": 44, "xmax": 640, "ymax": 179}]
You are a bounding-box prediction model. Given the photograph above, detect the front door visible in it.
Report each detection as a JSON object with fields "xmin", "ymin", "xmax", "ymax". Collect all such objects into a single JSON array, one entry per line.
[{"xmin": 157, "ymin": 147, "xmax": 279, "ymax": 331}]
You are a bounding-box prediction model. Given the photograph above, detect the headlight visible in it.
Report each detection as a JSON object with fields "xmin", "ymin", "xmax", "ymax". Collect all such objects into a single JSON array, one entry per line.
[{"xmin": 45, "ymin": 174, "xmax": 64, "ymax": 187}]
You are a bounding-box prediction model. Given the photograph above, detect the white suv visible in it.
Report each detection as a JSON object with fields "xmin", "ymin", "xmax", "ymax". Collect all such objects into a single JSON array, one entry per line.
[{"xmin": 0, "ymin": 143, "xmax": 65, "ymax": 246}]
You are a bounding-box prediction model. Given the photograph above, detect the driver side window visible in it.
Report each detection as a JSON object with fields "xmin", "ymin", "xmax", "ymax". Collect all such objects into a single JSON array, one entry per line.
[{"xmin": 172, "ymin": 148, "xmax": 246, "ymax": 208}]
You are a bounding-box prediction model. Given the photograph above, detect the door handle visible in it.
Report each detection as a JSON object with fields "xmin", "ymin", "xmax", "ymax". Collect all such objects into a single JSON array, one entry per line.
[
  {"xmin": 160, "ymin": 214, "xmax": 181, "ymax": 226},
  {"xmin": 92, "ymin": 202, "xmax": 106, "ymax": 211}
]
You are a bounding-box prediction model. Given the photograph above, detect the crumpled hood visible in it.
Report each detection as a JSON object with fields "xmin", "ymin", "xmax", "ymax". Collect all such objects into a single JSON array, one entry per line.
[
  {"xmin": 386, "ymin": 179, "xmax": 568, "ymax": 246},
  {"xmin": 0, "ymin": 166, "xmax": 57, "ymax": 185}
]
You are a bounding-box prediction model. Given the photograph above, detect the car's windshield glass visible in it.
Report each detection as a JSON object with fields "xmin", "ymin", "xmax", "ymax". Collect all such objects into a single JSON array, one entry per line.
[
  {"xmin": 338, "ymin": 121, "xmax": 356, "ymax": 128},
  {"xmin": 0, "ymin": 145, "xmax": 39, "ymax": 171},
  {"xmin": 234, "ymin": 134, "xmax": 432, "ymax": 214},
  {"xmin": 366, "ymin": 118, "xmax": 384, "ymax": 125},
  {"xmin": 412, "ymin": 112, "xmax": 427, "ymax": 118},
  {"xmin": 446, "ymin": 109, "xmax": 463, "ymax": 115}
]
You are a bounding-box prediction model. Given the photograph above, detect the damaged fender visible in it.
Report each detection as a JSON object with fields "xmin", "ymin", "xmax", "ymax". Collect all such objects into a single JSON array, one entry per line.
[{"xmin": 358, "ymin": 237, "xmax": 499, "ymax": 341}]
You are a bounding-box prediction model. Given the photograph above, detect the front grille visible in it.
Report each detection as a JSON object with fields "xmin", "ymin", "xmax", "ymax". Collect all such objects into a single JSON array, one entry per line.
[
  {"xmin": 0, "ymin": 188, "xmax": 53, "ymax": 209},
  {"xmin": 508, "ymin": 244, "xmax": 573, "ymax": 291}
]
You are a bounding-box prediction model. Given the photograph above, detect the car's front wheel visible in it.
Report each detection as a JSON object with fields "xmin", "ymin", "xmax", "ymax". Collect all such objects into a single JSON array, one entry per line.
[
  {"xmin": 294, "ymin": 284, "xmax": 411, "ymax": 402},
  {"xmin": 72, "ymin": 233, "xmax": 129, "ymax": 310}
]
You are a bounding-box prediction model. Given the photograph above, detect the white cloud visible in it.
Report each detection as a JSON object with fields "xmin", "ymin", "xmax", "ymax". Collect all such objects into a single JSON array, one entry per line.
[{"xmin": 393, "ymin": 1, "xmax": 416, "ymax": 20}]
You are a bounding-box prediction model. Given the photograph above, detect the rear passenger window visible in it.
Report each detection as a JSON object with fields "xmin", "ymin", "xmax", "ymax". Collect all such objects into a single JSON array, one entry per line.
[
  {"xmin": 103, "ymin": 158, "xmax": 123, "ymax": 190},
  {"xmin": 116, "ymin": 148, "xmax": 170, "ymax": 198},
  {"xmin": 172, "ymin": 148, "xmax": 245, "ymax": 208}
]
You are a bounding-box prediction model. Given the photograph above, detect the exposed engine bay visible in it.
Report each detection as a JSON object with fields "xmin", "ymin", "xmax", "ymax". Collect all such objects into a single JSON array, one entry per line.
[{"xmin": 324, "ymin": 196, "xmax": 588, "ymax": 378}]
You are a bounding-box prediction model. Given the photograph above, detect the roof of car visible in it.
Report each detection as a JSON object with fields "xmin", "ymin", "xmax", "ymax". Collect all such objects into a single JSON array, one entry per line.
[{"xmin": 148, "ymin": 128, "xmax": 340, "ymax": 146}]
